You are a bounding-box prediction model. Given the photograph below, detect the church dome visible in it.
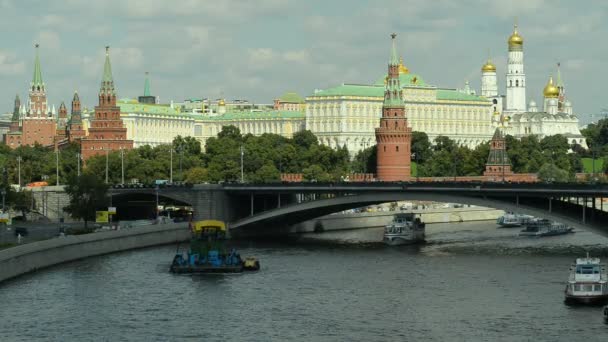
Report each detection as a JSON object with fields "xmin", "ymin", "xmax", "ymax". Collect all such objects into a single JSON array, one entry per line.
[
  {"xmin": 529, "ymin": 100, "xmax": 536, "ymax": 106},
  {"xmin": 543, "ymin": 76, "xmax": 559, "ymax": 98},
  {"xmin": 218, "ymin": 99, "xmax": 226, "ymax": 106},
  {"xmin": 481, "ymin": 60, "xmax": 496, "ymax": 72},
  {"xmin": 564, "ymin": 100, "xmax": 572, "ymax": 107},
  {"xmin": 508, "ymin": 25, "xmax": 524, "ymax": 51},
  {"xmin": 398, "ymin": 57, "xmax": 409, "ymax": 74}
]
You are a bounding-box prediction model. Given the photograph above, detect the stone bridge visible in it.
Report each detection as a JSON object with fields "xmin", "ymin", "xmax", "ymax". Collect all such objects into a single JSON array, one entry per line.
[{"xmin": 109, "ymin": 182, "xmax": 608, "ymax": 238}]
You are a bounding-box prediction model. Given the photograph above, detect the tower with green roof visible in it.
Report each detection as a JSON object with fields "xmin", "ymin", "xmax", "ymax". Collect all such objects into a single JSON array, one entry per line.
[
  {"xmin": 28, "ymin": 44, "xmax": 48, "ymax": 117},
  {"xmin": 375, "ymin": 33, "xmax": 412, "ymax": 181},
  {"xmin": 81, "ymin": 46, "xmax": 133, "ymax": 161},
  {"xmin": 138, "ymin": 71, "xmax": 156, "ymax": 104}
]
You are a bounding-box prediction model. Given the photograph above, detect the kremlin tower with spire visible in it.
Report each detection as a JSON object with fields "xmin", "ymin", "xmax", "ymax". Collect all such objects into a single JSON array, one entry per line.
[
  {"xmin": 80, "ymin": 46, "xmax": 133, "ymax": 161},
  {"xmin": 375, "ymin": 33, "xmax": 412, "ymax": 181}
]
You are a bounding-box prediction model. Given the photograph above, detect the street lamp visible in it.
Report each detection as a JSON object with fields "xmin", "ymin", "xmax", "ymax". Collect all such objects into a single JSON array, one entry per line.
[
  {"xmin": 155, "ymin": 185, "xmax": 159, "ymax": 220},
  {"xmin": 240, "ymin": 146, "xmax": 245, "ymax": 183},
  {"xmin": 55, "ymin": 148, "xmax": 60, "ymax": 186},
  {"xmin": 16, "ymin": 156, "xmax": 22, "ymax": 189},
  {"xmin": 360, "ymin": 141, "xmax": 368, "ymax": 175},
  {"xmin": 76, "ymin": 152, "xmax": 81, "ymax": 177},
  {"xmin": 169, "ymin": 147, "xmax": 173, "ymax": 183},
  {"xmin": 105, "ymin": 149, "xmax": 109, "ymax": 184},
  {"xmin": 412, "ymin": 152, "xmax": 419, "ymax": 182},
  {"xmin": 120, "ymin": 147, "xmax": 125, "ymax": 185}
]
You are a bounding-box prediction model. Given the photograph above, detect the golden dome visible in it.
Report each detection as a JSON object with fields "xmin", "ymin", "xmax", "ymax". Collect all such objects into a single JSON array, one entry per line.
[
  {"xmin": 543, "ymin": 76, "xmax": 559, "ymax": 98},
  {"xmin": 218, "ymin": 98, "xmax": 225, "ymax": 106},
  {"xmin": 508, "ymin": 25, "xmax": 523, "ymax": 50},
  {"xmin": 398, "ymin": 57, "xmax": 409, "ymax": 74},
  {"xmin": 481, "ymin": 60, "xmax": 496, "ymax": 72}
]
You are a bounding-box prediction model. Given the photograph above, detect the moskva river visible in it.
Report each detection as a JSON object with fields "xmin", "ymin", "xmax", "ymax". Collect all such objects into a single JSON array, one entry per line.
[{"xmin": 1, "ymin": 221, "xmax": 608, "ymax": 341}]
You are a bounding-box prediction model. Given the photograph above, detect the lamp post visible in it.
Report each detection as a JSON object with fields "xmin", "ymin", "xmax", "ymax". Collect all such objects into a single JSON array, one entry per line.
[
  {"xmin": 592, "ymin": 148, "xmax": 596, "ymax": 181},
  {"xmin": 55, "ymin": 148, "xmax": 60, "ymax": 186},
  {"xmin": 412, "ymin": 152, "xmax": 419, "ymax": 182},
  {"xmin": 453, "ymin": 150, "xmax": 457, "ymax": 182},
  {"xmin": 76, "ymin": 152, "xmax": 81, "ymax": 177},
  {"xmin": 16, "ymin": 156, "xmax": 22, "ymax": 189},
  {"xmin": 240, "ymin": 146, "xmax": 245, "ymax": 183},
  {"xmin": 360, "ymin": 141, "xmax": 368, "ymax": 175},
  {"xmin": 105, "ymin": 149, "xmax": 109, "ymax": 184},
  {"xmin": 178, "ymin": 147, "xmax": 184, "ymax": 181},
  {"xmin": 169, "ymin": 147, "xmax": 173, "ymax": 183},
  {"xmin": 120, "ymin": 148, "xmax": 125, "ymax": 185},
  {"xmin": 155, "ymin": 185, "xmax": 159, "ymax": 220}
]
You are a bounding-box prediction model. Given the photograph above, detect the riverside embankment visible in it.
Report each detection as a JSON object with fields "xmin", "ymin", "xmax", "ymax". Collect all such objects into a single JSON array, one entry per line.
[
  {"xmin": 0, "ymin": 222, "xmax": 190, "ymax": 284},
  {"xmin": 291, "ymin": 206, "xmax": 504, "ymax": 234}
]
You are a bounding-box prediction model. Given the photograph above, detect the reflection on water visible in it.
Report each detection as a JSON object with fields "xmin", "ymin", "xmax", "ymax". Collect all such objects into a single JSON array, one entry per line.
[{"xmin": 0, "ymin": 221, "xmax": 607, "ymax": 341}]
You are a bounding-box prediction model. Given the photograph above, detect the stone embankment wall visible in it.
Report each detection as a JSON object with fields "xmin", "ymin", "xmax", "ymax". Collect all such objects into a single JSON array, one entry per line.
[
  {"xmin": 0, "ymin": 223, "xmax": 190, "ymax": 284},
  {"xmin": 291, "ymin": 207, "xmax": 503, "ymax": 233}
]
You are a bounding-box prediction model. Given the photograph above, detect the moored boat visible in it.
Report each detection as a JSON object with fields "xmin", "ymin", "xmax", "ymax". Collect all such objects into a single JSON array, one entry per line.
[
  {"xmin": 383, "ymin": 213, "xmax": 425, "ymax": 246},
  {"xmin": 604, "ymin": 305, "xmax": 608, "ymax": 322},
  {"xmin": 170, "ymin": 220, "xmax": 260, "ymax": 274},
  {"xmin": 518, "ymin": 219, "xmax": 574, "ymax": 237},
  {"xmin": 496, "ymin": 213, "xmax": 534, "ymax": 228},
  {"xmin": 564, "ymin": 254, "xmax": 608, "ymax": 305}
]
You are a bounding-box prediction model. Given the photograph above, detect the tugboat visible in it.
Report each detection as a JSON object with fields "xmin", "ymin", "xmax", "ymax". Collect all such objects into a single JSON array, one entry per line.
[
  {"xmin": 564, "ymin": 253, "xmax": 608, "ymax": 305},
  {"xmin": 170, "ymin": 220, "xmax": 260, "ymax": 274},
  {"xmin": 383, "ymin": 213, "xmax": 425, "ymax": 246},
  {"xmin": 496, "ymin": 212, "xmax": 534, "ymax": 228},
  {"xmin": 518, "ymin": 218, "xmax": 574, "ymax": 237}
]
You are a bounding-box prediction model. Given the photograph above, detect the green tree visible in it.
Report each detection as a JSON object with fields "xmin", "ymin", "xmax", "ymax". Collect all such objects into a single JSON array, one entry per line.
[
  {"xmin": 352, "ymin": 145, "xmax": 376, "ymax": 174},
  {"xmin": 173, "ymin": 135, "xmax": 202, "ymax": 156},
  {"xmin": 537, "ymin": 163, "xmax": 569, "ymax": 183},
  {"xmin": 63, "ymin": 174, "xmax": 109, "ymax": 229},
  {"xmin": 184, "ymin": 167, "xmax": 208, "ymax": 184},
  {"xmin": 411, "ymin": 131, "xmax": 432, "ymax": 163}
]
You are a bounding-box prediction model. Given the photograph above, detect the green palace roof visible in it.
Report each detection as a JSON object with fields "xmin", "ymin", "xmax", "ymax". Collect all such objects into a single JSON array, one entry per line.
[
  {"xmin": 202, "ymin": 110, "xmax": 304, "ymax": 121},
  {"xmin": 436, "ymin": 89, "xmax": 489, "ymax": 102},
  {"xmin": 310, "ymin": 84, "xmax": 385, "ymax": 98},
  {"xmin": 373, "ymin": 73, "xmax": 428, "ymax": 87},
  {"xmin": 116, "ymin": 99, "xmax": 198, "ymax": 118},
  {"xmin": 279, "ymin": 92, "xmax": 305, "ymax": 103},
  {"xmin": 309, "ymin": 84, "xmax": 489, "ymax": 102}
]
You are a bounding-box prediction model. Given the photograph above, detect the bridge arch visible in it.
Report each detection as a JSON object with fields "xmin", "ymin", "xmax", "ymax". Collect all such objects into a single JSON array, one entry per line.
[{"xmin": 230, "ymin": 192, "xmax": 606, "ymax": 238}]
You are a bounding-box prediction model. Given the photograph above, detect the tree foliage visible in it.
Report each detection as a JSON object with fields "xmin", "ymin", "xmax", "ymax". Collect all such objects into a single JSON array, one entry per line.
[{"xmin": 63, "ymin": 174, "xmax": 109, "ymax": 229}]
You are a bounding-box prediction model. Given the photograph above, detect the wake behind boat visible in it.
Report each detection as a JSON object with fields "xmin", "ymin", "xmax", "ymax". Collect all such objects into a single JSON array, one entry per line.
[
  {"xmin": 518, "ymin": 218, "xmax": 574, "ymax": 237},
  {"xmin": 383, "ymin": 213, "xmax": 425, "ymax": 246},
  {"xmin": 496, "ymin": 212, "xmax": 534, "ymax": 228},
  {"xmin": 564, "ymin": 254, "xmax": 608, "ymax": 305}
]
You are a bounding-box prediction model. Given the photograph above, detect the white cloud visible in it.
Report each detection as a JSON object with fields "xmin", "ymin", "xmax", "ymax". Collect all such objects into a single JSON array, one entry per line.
[
  {"xmin": 0, "ymin": 51, "xmax": 25, "ymax": 75},
  {"xmin": 35, "ymin": 31, "xmax": 61, "ymax": 51}
]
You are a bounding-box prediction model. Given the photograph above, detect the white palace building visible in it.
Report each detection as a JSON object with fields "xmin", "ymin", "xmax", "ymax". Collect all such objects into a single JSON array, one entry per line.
[{"xmin": 306, "ymin": 24, "xmax": 587, "ymax": 156}]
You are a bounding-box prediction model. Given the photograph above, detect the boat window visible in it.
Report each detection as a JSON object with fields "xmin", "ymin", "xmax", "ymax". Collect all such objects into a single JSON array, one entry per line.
[{"xmin": 583, "ymin": 284, "xmax": 593, "ymax": 292}]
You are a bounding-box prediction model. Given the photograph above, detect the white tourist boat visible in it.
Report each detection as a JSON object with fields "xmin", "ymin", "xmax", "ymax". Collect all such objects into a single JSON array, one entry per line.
[
  {"xmin": 383, "ymin": 213, "xmax": 425, "ymax": 246},
  {"xmin": 564, "ymin": 254, "xmax": 608, "ymax": 305},
  {"xmin": 519, "ymin": 219, "xmax": 574, "ymax": 237},
  {"xmin": 496, "ymin": 213, "xmax": 534, "ymax": 227}
]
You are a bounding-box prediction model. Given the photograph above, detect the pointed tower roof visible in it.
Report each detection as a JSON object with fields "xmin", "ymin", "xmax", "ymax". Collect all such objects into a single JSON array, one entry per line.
[
  {"xmin": 73, "ymin": 90, "xmax": 80, "ymax": 102},
  {"xmin": 144, "ymin": 72, "xmax": 151, "ymax": 96},
  {"xmin": 32, "ymin": 44, "xmax": 44, "ymax": 88},
  {"xmin": 12, "ymin": 94, "xmax": 20, "ymax": 121},
  {"xmin": 100, "ymin": 46, "xmax": 115, "ymax": 95},
  {"xmin": 486, "ymin": 128, "xmax": 510, "ymax": 166},
  {"xmin": 389, "ymin": 33, "xmax": 399, "ymax": 66}
]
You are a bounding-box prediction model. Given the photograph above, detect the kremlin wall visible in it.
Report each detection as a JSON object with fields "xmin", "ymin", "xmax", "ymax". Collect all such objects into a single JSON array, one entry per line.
[{"xmin": 1, "ymin": 25, "xmax": 588, "ymax": 180}]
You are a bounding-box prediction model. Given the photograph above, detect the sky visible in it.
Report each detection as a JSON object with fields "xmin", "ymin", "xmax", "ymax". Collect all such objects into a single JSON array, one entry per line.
[{"xmin": 0, "ymin": 0, "xmax": 606, "ymax": 123}]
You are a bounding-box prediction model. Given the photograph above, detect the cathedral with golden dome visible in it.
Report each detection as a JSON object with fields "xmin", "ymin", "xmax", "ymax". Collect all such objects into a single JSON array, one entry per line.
[{"xmin": 482, "ymin": 24, "xmax": 586, "ymax": 148}]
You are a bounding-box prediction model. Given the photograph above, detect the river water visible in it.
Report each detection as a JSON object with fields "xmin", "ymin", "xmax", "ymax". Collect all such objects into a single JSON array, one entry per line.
[{"xmin": 1, "ymin": 221, "xmax": 608, "ymax": 341}]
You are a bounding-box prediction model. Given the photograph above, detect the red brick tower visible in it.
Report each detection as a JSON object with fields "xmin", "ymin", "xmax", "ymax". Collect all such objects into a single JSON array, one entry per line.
[
  {"xmin": 20, "ymin": 44, "xmax": 56, "ymax": 147},
  {"xmin": 55, "ymin": 102, "xmax": 68, "ymax": 140},
  {"xmin": 375, "ymin": 33, "xmax": 412, "ymax": 181},
  {"xmin": 80, "ymin": 46, "xmax": 133, "ymax": 161},
  {"xmin": 68, "ymin": 91, "xmax": 86, "ymax": 142},
  {"xmin": 483, "ymin": 128, "xmax": 513, "ymax": 180}
]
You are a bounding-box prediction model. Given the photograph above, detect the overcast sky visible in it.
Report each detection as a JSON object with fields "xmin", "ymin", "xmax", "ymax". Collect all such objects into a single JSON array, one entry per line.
[{"xmin": 0, "ymin": 0, "xmax": 606, "ymax": 123}]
